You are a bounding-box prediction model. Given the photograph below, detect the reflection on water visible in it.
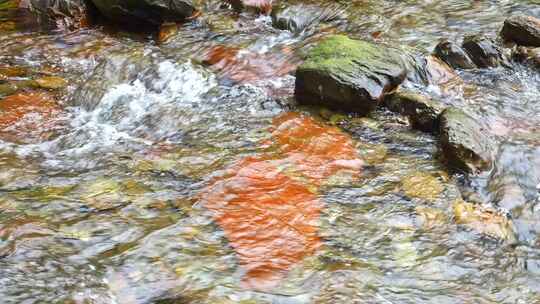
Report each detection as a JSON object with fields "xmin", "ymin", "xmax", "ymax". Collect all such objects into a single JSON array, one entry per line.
[{"xmin": 1, "ymin": 0, "xmax": 540, "ymax": 303}]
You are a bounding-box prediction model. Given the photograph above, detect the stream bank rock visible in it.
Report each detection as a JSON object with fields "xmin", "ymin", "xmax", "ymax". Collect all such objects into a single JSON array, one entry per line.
[
  {"xmin": 500, "ymin": 15, "xmax": 540, "ymax": 47},
  {"xmin": 90, "ymin": 0, "xmax": 196, "ymax": 26},
  {"xmin": 295, "ymin": 35, "xmax": 407, "ymax": 114},
  {"xmin": 433, "ymin": 40, "xmax": 476, "ymax": 69},
  {"xmin": 439, "ymin": 107, "xmax": 494, "ymax": 173},
  {"xmin": 385, "ymin": 89, "xmax": 446, "ymax": 133},
  {"xmin": 462, "ymin": 34, "xmax": 506, "ymax": 68}
]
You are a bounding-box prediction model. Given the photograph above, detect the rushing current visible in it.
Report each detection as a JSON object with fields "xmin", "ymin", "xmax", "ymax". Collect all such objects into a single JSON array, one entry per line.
[{"xmin": 1, "ymin": 1, "xmax": 540, "ymax": 303}]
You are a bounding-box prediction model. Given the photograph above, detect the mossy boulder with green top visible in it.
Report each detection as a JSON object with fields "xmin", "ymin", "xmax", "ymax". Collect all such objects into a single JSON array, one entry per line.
[{"xmin": 295, "ymin": 35, "xmax": 408, "ymax": 114}]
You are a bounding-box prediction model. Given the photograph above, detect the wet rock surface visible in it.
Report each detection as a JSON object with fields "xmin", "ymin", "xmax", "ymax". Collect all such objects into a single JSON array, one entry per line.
[
  {"xmin": 453, "ymin": 200, "xmax": 515, "ymax": 241},
  {"xmin": 20, "ymin": 0, "xmax": 94, "ymax": 30},
  {"xmin": 500, "ymin": 15, "xmax": 540, "ymax": 47},
  {"xmin": 90, "ymin": 0, "xmax": 196, "ymax": 26},
  {"xmin": 462, "ymin": 34, "xmax": 506, "ymax": 68},
  {"xmin": 439, "ymin": 107, "xmax": 494, "ymax": 173},
  {"xmin": 271, "ymin": 3, "xmax": 345, "ymax": 34},
  {"xmin": 295, "ymin": 35, "xmax": 408, "ymax": 114},
  {"xmin": 385, "ymin": 89, "xmax": 446, "ymax": 133},
  {"xmin": 513, "ymin": 46, "xmax": 540, "ymax": 68},
  {"xmin": 433, "ymin": 40, "xmax": 476, "ymax": 69},
  {"xmin": 2, "ymin": 1, "xmax": 540, "ymax": 303}
]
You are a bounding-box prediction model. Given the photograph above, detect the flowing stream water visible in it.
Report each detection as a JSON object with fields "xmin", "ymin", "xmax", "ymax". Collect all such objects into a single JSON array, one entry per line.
[{"xmin": 1, "ymin": 1, "xmax": 540, "ymax": 303}]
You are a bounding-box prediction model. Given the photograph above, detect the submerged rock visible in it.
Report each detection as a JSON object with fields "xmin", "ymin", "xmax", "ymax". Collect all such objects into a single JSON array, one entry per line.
[
  {"xmin": 271, "ymin": 3, "xmax": 345, "ymax": 34},
  {"xmin": 512, "ymin": 46, "xmax": 540, "ymax": 68},
  {"xmin": 453, "ymin": 200, "xmax": 514, "ymax": 241},
  {"xmin": 35, "ymin": 76, "xmax": 68, "ymax": 90},
  {"xmin": 462, "ymin": 34, "xmax": 506, "ymax": 68},
  {"xmin": 72, "ymin": 50, "xmax": 154, "ymax": 110},
  {"xmin": 90, "ymin": 0, "xmax": 196, "ymax": 26},
  {"xmin": 384, "ymin": 89, "xmax": 446, "ymax": 133},
  {"xmin": 0, "ymin": 92, "xmax": 65, "ymax": 143},
  {"xmin": 433, "ymin": 40, "xmax": 476, "ymax": 69},
  {"xmin": 401, "ymin": 171, "xmax": 444, "ymax": 202},
  {"xmin": 439, "ymin": 108, "xmax": 494, "ymax": 173},
  {"xmin": 423, "ymin": 55, "xmax": 459, "ymax": 85},
  {"xmin": 500, "ymin": 15, "xmax": 540, "ymax": 47},
  {"xmin": 295, "ymin": 35, "xmax": 407, "ymax": 114}
]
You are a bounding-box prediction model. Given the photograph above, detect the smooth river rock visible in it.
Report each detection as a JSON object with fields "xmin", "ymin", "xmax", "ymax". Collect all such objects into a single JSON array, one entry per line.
[
  {"xmin": 433, "ymin": 40, "xmax": 476, "ymax": 69},
  {"xmin": 295, "ymin": 35, "xmax": 408, "ymax": 114},
  {"xmin": 462, "ymin": 34, "xmax": 506, "ymax": 68},
  {"xmin": 439, "ymin": 107, "xmax": 494, "ymax": 173},
  {"xmin": 90, "ymin": 0, "xmax": 196, "ymax": 26},
  {"xmin": 271, "ymin": 3, "xmax": 345, "ymax": 34},
  {"xmin": 385, "ymin": 89, "xmax": 446, "ymax": 133},
  {"xmin": 500, "ymin": 15, "xmax": 540, "ymax": 47}
]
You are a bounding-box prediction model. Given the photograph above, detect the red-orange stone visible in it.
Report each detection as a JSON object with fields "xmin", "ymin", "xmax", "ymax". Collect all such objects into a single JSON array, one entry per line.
[
  {"xmin": 201, "ymin": 157, "xmax": 322, "ymax": 290},
  {"xmin": 0, "ymin": 92, "xmax": 64, "ymax": 143},
  {"xmin": 200, "ymin": 113, "xmax": 363, "ymax": 289}
]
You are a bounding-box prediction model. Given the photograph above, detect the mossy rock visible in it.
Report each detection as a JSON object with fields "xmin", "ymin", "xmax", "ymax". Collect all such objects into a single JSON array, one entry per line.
[{"xmin": 295, "ymin": 35, "xmax": 408, "ymax": 115}]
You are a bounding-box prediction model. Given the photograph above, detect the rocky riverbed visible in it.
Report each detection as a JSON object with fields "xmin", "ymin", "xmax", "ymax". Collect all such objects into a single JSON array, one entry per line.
[{"xmin": 1, "ymin": 1, "xmax": 540, "ymax": 303}]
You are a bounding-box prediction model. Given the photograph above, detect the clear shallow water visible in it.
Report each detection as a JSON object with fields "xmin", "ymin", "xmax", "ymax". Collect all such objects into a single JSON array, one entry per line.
[{"xmin": 0, "ymin": 1, "xmax": 540, "ymax": 303}]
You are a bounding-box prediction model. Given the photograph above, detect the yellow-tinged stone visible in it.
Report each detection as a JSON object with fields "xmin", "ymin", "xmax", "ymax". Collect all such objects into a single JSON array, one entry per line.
[
  {"xmin": 416, "ymin": 206, "xmax": 447, "ymax": 229},
  {"xmin": 157, "ymin": 22, "xmax": 178, "ymax": 44},
  {"xmin": 401, "ymin": 171, "xmax": 444, "ymax": 202},
  {"xmin": 58, "ymin": 225, "xmax": 92, "ymax": 241},
  {"xmin": 0, "ymin": 21, "xmax": 16, "ymax": 32},
  {"xmin": 453, "ymin": 200, "xmax": 514, "ymax": 240},
  {"xmin": 83, "ymin": 178, "xmax": 121, "ymax": 198},
  {"xmin": 359, "ymin": 143, "xmax": 387, "ymax": 165},
  {"xmin": 35, "ymin": 76, "xmax": 68, "ymax": 90},
  {"xmin": 0, "ymin": 66, "xmax": 28, "ymax": 79},
  {"xmin": 121, "ymin": 179, "xmax": 150, "ymax": 196}
]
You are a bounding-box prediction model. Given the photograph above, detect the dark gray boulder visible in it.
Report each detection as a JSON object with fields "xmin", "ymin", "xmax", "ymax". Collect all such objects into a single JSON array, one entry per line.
[
  {"xmin": 433, "ymin": 40, "xmax": 476, "ymax": 69},
  {"xmin": 90, "ymin": 0, "xmax": 196, "ymax": 26},
  {"xmin": 439, "ymin": 107, "xmax": 494, "ymax": 173},
  {"xmin": 385, "ymin": 89, "xmax": 446, "ymax": 133},
  {"xmin": 271, "ymin": 3, "xmax": 346, "ymax": 34},
  {"xmin": 462, "ymin": 34, "xmax": 506, "ymax": 68},
  {"xmin": 500, "ymin": 15, "xmax": 540, "ymax": 47},
  {"xmin": 295, "ymin": 35, "xmax": 408, "ymax": 114}
]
